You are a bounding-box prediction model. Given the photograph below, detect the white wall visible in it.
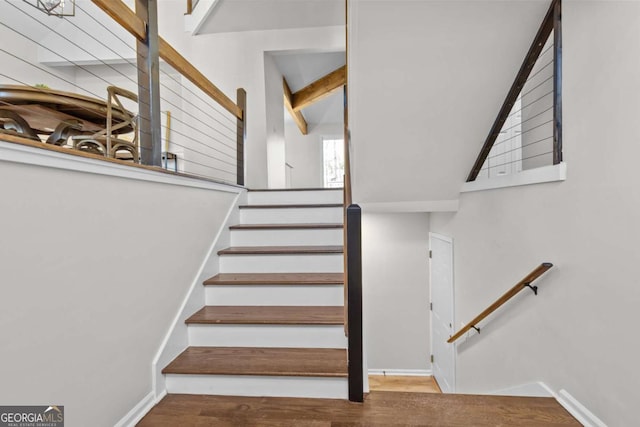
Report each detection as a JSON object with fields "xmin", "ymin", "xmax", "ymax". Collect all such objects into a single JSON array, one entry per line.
[
  {"xmin": 429, "ymin": 2, "xmax": 640, "ymax": 426},
  {"xmin": 349, "ymin": 0, "xmax": 549, "ymax": 204},
  {"xmin": 0, "ymin": 2, "xmax": 76, "ymax": 90},
  {"xmin": 37, "ymin": 0, "xmax": 137, "ymax": 66},
  {"xmin": 0, "ymin": 159, "xmax": 237, "ymax": 426},
  {"xmin": 284, "ymin": 122, "xmax": 343, "ymax": 188},
  {"xmin": 264, "ymin": 53, "xmax": 286, "ymax": 188},
  {"xmin": 362, "ymin": 212, "xmax": 431, "ymax": 372},
  {"xmin": 171, "ymin": 25, "xmax": 345, "ymax": 188}
]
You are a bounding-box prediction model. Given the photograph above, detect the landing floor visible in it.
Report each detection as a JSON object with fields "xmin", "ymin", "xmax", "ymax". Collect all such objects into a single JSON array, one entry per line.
[{"xmin": 137, "ymin": 391, "xmax": 580, "ymax": 426}]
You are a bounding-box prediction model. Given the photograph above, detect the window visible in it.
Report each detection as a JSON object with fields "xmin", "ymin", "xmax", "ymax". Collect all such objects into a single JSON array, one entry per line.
[{"xmin": 322, "ymin": 137, "xmax": 344, "ymax": 188}]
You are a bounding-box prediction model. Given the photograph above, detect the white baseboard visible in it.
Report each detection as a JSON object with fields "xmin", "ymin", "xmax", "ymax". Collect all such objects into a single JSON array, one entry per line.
[
  {"xmin": 368, "ymin": 369, "xmax": 432, "ymax": 376},
  {"xmin": 489, "ymin": 382, "xmax": 606, "ymax": 427},
  {"xmin": 113, "ymin": 391, "xmax": 156, "ymax": 427},
  {"xmin": 555, "ymin": 389, "xmax": 607, "ymax": 427},
  {"xmin": 489, "ymin": 381, "xmax": 553, "ymax": 398}
]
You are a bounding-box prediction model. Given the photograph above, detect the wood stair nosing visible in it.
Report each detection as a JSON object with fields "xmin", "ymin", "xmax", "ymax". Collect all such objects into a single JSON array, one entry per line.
[
  {"xmin": 203, "ymin": 273, "xmax": 344, "ymax": 286},
  {"xmin": 217, "ymin": 246, "xmax": 343, "ymax": 256},
  {"xmin": 185, "ymin": 306, "xmax": 345, "ymax": 325},
  {"xmin": 162, "ymin": 346, "xmax": 348, "ymax": 377},
  {"xmin": 239, "ymin": 204, "xmax": 343, "ymax": 209},
  {"xmin": 229, "ymin": 223, "xmax": 343, "ymax": 230},
  {"xmin": 248, "ymin": 188, "xmax": 343, "ymax": 192}
]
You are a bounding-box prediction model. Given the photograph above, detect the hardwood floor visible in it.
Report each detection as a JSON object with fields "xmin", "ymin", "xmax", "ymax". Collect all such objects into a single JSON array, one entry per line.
[
  {"xmin": 137, "ymin": 392, "xmax": 580, "ymax": 426},
  {"xmin": 368, "ymin": 375, "xmax": 441, "ymax": 393}
]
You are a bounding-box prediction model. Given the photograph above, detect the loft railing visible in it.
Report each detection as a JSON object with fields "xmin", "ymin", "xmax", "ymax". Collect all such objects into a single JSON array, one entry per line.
[
  {"xmin": 94, "ymin": 0, "xmax": 246, "ymax": 185},
  {"xmin": 0, "ymin": 0, "xmax": 245, "ymax": 185},
  {"xmin": 447, "ymin": 263, "xmax": 553, "ymax": 343},
  {"xmin": 467, "ymin": 0, "xmax": 561, "ymax": 181}
]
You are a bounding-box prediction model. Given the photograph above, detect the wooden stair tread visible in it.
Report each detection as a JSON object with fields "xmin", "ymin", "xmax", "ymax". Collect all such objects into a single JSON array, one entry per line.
[
  {"xmin": 162, "ymin": 347, "xmax": 347, "ymax": 377},
  {"xmin": 186, "ymin": 306, "xmax": 344, "ymax": 325},
  {"xmin": 248, "ymin": 188, "xmax": 343, "ymax": 192},
  {"xmin": 239, "ymin": 204, "xmax": 343, "ymax": 209},
  {"xmin": 230, "ymin": 223, "xmax": 343, "ymax": 230},
  {"xmin": 204, "ymin": 273, "xmax": 344, "ymax": 286},
  {"xmin": 218, "ymin": 246, "xmax": 343, "ymax": 255}
]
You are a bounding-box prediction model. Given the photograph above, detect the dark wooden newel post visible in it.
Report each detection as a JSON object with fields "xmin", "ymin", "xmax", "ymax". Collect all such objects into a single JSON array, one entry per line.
[
  {"xmin": 553, "ymin": 0, "xmax": 563, "ymax": 164},
  {"xmin": 236, "ymin": 88, "xmax": 246, "ymax": 186},
  {"xmin": 347, "ymin": 204, "xmax": 363, "ymax": 402}
]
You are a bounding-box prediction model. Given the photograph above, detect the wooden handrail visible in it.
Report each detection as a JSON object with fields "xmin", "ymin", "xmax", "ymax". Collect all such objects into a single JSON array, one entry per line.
[
  {"xmin": 90, "ymin": 0, "xmax": 246, "ymax": 185},
  {"xmin": 467, "ymin": 0, "xmax": 561, "ymax": 182},
  {"xmin": 91, "ymin": 0, "xmax": 243, "ymax": 119},
  {"xmin": 343, "ymin": 83, "xmax": 351, "ymax": 336},
  {"xmin": 447, "ymin": 263, "xmax": 553, "ymax": 343}
]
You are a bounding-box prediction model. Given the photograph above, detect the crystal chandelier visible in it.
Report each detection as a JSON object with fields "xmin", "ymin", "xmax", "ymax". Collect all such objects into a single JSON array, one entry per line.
[{"xmin": 22, "ymin": 0, "xmax": 75, "ymax": 17}]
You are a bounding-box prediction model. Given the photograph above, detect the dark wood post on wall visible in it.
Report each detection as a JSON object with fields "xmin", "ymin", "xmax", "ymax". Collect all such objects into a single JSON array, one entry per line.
[
  {"xmin": 553, "ymin": 0, "xmax": 563, "ymax": 164},
  {"xmin": 347, "ymin": 204, "xmax": 363, "ymax": 403},
  {"xmin": 236, "ymin": 88, "xmax": 246, "ymax": 186},
  {"xmin": 136, "ymin": 0, "xmax": 162, "ymax": 166}
]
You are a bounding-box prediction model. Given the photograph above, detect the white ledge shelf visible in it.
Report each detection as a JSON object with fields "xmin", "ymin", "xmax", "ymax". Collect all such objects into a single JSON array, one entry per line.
[
  {"xmin": 461, "ymin": 163, "xmax": 567, "ymax": 193},
  {"xmin": 0, "ymin": 140, "xmax": 243, "ymax": 194}
]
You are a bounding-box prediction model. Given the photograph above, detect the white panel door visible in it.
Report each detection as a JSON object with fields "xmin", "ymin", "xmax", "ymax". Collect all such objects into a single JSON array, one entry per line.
[{"xmin": 429, "ymin": 233, "xmax": 455, "ymax": 393}]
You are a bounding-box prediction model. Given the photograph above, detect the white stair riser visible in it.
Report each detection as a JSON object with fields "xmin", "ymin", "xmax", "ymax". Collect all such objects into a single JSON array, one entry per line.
[
  {"xmin": 248, "ymin": 190, "xmax": 343, "ymax": 205},
  {"xmin": 240, "ymin": 207, "xmax": 343, "ymax": 224},
  {"xmin": 165, "ymin": 375, "xmax": 348, "ymax": 399},
  {"xmin": 219, "ymin": 254, "xmax": 343, "ymax": 273},
  {"xmin": 188, "ymin": 324, "xmax": 347, "ymax": 348},
  {"xmin": 230, "ymin": 228, "xmax": 343, "ymax": 247},
  {"xmin": 206, "ymin": 285, "xmax": 344, "ymax": 306}
]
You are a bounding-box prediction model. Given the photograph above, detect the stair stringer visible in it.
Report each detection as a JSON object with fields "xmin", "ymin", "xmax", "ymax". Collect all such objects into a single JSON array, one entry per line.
[{"xmin": 151, "ymin": 189, "xmax": 248, "ymax": 398}]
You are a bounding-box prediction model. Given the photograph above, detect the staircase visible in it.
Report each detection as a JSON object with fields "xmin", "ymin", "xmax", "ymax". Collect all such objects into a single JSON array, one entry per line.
[{"xmin": 162, "ymin": 188, "xmax": 349, "ymax": 399}]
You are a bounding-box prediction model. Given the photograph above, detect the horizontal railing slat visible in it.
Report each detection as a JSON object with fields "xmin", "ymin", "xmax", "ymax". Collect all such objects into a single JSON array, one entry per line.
[
  {"xmin": 90, "ymin": 0, "xmax": 243, "ymax": 119},
  {"xmin": 466, "ymin": 0, "xmax": 559, "ymax": 182},
  {"xmin": 158, "ymin": 38, "xmax": 243, "ymax": 119}
]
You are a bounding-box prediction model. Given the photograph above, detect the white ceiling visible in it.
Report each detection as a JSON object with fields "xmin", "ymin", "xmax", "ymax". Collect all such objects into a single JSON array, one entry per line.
[
  {"xmin": 198, "ymin": 0, "xmax": 344, "ymax": 35},
  {"xmin": 272, "ymin": 51, "xmax": 345, "ymax": 126},
  {"xmin": 195, "ymin": 0, "xmax": 346, "ymax": 128}
]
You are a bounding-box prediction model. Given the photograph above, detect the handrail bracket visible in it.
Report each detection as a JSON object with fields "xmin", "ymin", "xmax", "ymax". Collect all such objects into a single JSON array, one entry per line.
[
  {"xmin": 447, "ymin": 262, "xmax": 553, "ymax": 344},
  {"xmin": 524, "ymin": 282, "xmax": 538, "ymax": 295}
]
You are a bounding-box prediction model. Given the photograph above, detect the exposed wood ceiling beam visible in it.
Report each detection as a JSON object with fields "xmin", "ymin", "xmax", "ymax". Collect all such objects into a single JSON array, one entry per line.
[
  {"xmin": 291, "ymin": 65, "xmax": 346, "ymax": 112},
  {"xmin": 283, "ymin": 78, "xmax": 308, "ymax": 135}
]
